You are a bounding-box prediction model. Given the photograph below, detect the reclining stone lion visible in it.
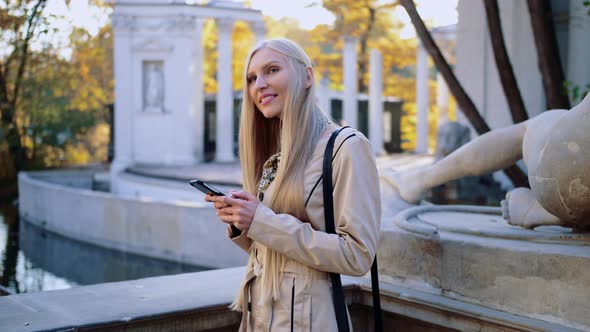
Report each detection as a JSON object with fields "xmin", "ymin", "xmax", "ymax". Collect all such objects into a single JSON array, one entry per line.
[{"xmin": 391, "ymin": 94, "xmax": 590, "ymax": 231}]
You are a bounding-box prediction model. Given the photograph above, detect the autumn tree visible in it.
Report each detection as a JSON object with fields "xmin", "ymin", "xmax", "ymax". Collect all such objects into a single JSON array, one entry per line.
[
  {"xmin": 1, "ymin": 1, "xmax": 113, "ymax": 175},
  {"xmin": 202, "ymin": 2, "xmax": 426, "ymax": 150},
  {"xmin": 0, "ymin": 0, "xmax": 48, "ymax": 181},
  {"xmin": 322, "ymin": 0, "xmax": 399, "ymax": 93}
]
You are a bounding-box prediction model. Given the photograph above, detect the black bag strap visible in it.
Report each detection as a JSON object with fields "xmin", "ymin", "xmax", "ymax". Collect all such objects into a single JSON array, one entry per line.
[
  {"xmin": 323, "ymin": 127, "xmax": 350, "ymax": 332},
  {"xmin": 323, "ymin": 126, "xmax": 382, "ymax": 332}
]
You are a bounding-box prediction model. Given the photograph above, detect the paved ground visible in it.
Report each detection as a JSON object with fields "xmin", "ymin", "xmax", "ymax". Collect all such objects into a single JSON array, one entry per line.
[{"xmin": 126, "ymin": 153, "xmax": 434, "ymax": 187}]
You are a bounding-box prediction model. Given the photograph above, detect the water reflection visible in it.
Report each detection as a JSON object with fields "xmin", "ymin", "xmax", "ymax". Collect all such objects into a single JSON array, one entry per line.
[
  {"xmin": 0, "ymin": 201, "xmax": 19, "ymax": 294},
  {"xmin": 0, "ymin": 202, "xmax": 208, "ymax": 294}
]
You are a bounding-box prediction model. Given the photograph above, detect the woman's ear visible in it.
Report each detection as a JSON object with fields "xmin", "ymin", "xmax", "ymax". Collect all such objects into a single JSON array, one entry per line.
[{"xmin": 304, "ymin": 67, "xmax": 314, "ymax": 89}]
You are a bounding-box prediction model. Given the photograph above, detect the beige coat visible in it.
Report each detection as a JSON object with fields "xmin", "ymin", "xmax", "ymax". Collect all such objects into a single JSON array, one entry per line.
[{"xmin": 229, "ymin": 127, "xmax": 381, "ymax": 331}]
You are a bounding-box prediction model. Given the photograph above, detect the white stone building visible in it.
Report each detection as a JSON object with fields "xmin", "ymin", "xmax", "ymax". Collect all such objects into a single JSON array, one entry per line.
[{"xmin": 109, "ymin": 0, "xmax": 264, "ymax": 194}]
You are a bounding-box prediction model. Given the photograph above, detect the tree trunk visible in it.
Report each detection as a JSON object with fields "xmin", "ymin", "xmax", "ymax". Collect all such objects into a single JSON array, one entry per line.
[
  {"xmin": 527, "ymin": 0, "xmax": 570, "ymax": 109},
  {"xmin": 357, "ymin": 5, "xmax": 377, "ymax": 93},
  {"xmin": 399, "ymin": 0, "xmax": 529, "ymax": 188},
  {"xmin": 483, "ymin": 0, "xmax": 529, "ymax": 123},
  {"xmin": 0, "ymin": 0, "xmax": 47, "ymax": 180}
]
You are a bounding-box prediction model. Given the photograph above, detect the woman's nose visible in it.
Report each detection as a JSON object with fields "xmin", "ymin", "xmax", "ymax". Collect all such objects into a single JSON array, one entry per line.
[{"xmin": 254, "ymin": 76, "xmax": 267, "ymax": 89}]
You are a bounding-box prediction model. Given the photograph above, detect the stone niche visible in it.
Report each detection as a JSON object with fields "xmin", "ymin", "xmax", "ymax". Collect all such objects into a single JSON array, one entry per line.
[{"xmin": 142, "ymin": 60, "xmax": 165, "ymax": 113}]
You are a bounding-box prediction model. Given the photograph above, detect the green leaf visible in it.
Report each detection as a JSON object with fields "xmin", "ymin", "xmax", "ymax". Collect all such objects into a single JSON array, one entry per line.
[{"xmin": 573, "ymin": 86, "xmax": 580, "ymax": 100}]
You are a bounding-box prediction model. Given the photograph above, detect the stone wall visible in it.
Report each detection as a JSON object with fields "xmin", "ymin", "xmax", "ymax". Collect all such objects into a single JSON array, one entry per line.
[{"xmin": 18, "ymin": 170, "xmax": 247, "ymax": 269}]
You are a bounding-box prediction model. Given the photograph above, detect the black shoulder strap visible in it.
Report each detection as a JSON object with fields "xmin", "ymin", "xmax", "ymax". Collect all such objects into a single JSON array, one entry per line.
[
  {"xmin": 305, "ymin": 131, "xmax": 356, "ymax": 208},
  {"xmin": 323, "ymin": 127, "xmax": 350, "ymax": 332},
  {"xmin": 322, "ymin": 127, "xmax": 382, "ymax": 332}
]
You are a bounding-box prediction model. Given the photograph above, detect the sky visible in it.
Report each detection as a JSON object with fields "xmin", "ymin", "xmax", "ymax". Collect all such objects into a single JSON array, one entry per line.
[
  {"xmin": 249, "ymin": 0, "xmax": 458, "ymax": 37},
  {"xmin": 41, "ymin": 0, "xmax": 458, "ymax": 57}
]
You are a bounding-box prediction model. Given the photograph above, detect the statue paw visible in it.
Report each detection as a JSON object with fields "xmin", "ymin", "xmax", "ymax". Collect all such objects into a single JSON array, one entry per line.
[
  {"xmin": 500, "ymin": 198, "xmax": 512, "ymax": 223},
  {"xmin": 502, "ymin": 188, "xmax": 561, "ymax": 229}
]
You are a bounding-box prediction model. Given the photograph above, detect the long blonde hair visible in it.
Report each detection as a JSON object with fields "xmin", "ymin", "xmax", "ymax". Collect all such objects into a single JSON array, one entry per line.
[{"xmin": 235, "ymin": 38, "xmax": 330, "ymax": 307}]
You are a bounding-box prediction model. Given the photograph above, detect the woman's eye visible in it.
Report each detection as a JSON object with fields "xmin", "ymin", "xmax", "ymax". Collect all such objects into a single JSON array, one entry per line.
[
  {"xmin": 269, "ymin": 67, "xmax": 279, "ymax": 74},
  {"xmin": 247, "ymin": 76, "xmax": 256, "ymax": 84}
]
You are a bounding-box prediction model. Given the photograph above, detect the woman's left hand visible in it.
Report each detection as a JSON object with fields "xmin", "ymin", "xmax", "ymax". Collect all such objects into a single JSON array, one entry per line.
[{"xmin": 210, "ymin": 191, "xmax": 260, "ymax": 231}]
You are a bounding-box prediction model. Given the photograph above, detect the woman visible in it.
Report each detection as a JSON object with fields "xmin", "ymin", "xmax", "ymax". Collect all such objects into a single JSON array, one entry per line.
[{"xmin": 205, "ymin": 38, "xmax": 381, "ymax": 331}]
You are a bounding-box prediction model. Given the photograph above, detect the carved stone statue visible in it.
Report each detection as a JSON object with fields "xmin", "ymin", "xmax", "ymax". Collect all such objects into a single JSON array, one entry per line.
[
  {"xmin": 392, "ymin": 93, "xmax": 590, "ymax": 230},
  {"xmin": 430, "ymin": 121, "xmax": 503, "ymax": 205},
  {"xmin": 144, "ymin": 62, "xmax": 164, "ymax": 111}
]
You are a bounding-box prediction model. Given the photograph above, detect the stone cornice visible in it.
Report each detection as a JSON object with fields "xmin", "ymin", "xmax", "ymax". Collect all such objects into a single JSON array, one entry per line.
[
  {"xmin": 133, "ymin": 38, "xmax": 174, "ymax": 53},
  {"xmin": 112, "ymin": 14, "xmax": 137, "ymax": 33},
  {"xmin": 113, "ymin": 3, "xmax": 263, "ymax": 22}
]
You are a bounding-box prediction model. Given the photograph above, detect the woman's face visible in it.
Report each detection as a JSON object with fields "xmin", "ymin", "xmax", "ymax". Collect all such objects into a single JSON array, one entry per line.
[{"xmin": 246, "ymin": 48, "xmax": 291, "ymax": 119}]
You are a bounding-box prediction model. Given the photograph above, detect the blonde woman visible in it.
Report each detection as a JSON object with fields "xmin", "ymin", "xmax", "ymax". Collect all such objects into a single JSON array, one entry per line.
[{"xmin": 205, "ymin": 38, "xmax": 381, "ymax": 331}]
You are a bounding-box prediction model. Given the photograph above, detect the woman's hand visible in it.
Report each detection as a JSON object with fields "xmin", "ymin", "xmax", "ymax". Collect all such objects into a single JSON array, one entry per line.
[{"xmin": 205, "ymin": 191, "xmax": 260, "ymax": 231}]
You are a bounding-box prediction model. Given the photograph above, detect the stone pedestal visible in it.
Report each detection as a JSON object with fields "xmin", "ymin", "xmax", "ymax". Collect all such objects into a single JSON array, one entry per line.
[{"xmin": 379, "ymin": 204, "xmax": 590, "ymax": 330}]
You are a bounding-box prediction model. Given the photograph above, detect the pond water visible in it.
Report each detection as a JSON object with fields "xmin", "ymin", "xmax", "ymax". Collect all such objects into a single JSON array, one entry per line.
[{"xmin": 0, "ymin": 201, "xmax": 207, "ymax": 295}]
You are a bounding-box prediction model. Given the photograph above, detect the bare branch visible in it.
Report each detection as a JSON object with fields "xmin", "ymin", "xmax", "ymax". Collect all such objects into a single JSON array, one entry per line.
[
  {"xmin": 527, "ymin": 0, "xmax": 570, "ymax": 109},
  {"xmin": 483, "ymin": 0, "xmax": 528, "ymax": 123}
]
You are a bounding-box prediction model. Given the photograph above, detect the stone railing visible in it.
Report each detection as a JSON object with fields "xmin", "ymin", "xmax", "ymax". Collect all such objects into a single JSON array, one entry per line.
[{"xmin": 0, "ymin": 266, "xmax": 575, "ymax": 332}]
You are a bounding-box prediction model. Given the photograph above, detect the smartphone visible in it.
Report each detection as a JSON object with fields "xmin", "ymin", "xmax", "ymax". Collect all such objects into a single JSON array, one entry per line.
[{"xmin": 189, "ymin": 179, "xmax": 225, "ymax": 196}]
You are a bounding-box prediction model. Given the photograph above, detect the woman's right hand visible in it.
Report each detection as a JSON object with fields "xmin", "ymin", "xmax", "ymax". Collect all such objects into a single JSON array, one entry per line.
[
  {"xmin": 204, "ymin": 191, "xmax": 259, "ymax": 231},
  {"xmin": 205, "ymin": 194, "xmax": 230, "ymax": 210}
]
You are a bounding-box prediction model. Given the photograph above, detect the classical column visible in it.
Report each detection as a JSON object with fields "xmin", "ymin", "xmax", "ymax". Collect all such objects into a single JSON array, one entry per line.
[
  {"xmin": 215, "ymin": 18, "xmax": 235, "ymax": 162},
  {"xmin": 369, "ymin": 48, "xmax": 384, "ymax": 155},
  {"xmin": 343, "ymin": 36, "xmax": 358, "ymax": 128},
  {"xmin": 110, "ymin": 14, "xmax": 136, "ymax": 193},
  {"xmin": 317, "ymin": 73, "xmax": 331, "ymax": 116},
  {"xmin": 415, "ymin": 41, "xmax": 429, "ymax": 153},
  {"xmin": 191, "ymin": 17, "xmax": 205, "ymax": 162},
  {"xmin": 436, "ymin": 72, "xmax": 450, "ymax": 126},
  {"xmin": 568, "ymin": 0, "xmax": 590, "ymax": 106},
  {"xmin": 250, "ymin": 20, "xmax": 266, "ymax": 45}
]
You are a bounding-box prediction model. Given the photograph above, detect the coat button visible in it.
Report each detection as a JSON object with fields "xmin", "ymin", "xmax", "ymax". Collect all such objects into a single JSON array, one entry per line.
[{"xmin": 258, "ymin": 192, "xmax": 264, "ymax": 201}]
